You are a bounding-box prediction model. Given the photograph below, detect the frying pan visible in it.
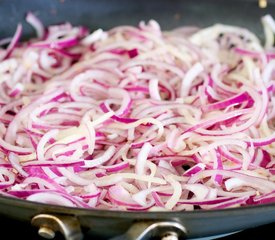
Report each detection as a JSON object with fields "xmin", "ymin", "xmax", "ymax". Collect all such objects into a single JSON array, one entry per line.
[{"xmin": 0, "ymin": 0, "xmax": 274, "ymax": 239}]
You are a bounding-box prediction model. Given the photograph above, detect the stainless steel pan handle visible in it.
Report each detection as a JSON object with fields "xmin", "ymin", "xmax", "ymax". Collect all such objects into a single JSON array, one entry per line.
[
  {"xmin": 32, "ymin": 214, "xmax": 187, "ymax": 240},
  {"xmin": 111, "ymin": 221, "xmax": 187, "ymax": 240},
  {"xmin": 32, "ymin": 214, "xmax": 83, "ymax": 240}
]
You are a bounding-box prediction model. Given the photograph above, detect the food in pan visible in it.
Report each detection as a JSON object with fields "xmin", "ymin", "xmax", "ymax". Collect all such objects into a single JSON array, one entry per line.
[{"xmin": 0, "ymin": 13, "xmax": 274, "ymax": 211}]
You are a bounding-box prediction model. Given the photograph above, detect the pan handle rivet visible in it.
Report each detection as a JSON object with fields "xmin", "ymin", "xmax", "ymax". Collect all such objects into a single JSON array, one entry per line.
[
  {"xmin": 161, "ymin": 231, "xmax": 178, "ymax": 240},
  {"xmin": 32, "ymin": 214, "xmax": 83, "ymax": 240},
  {"xmin": 38, "ymin": 226, "xmax": 56, "ymax": 239}
]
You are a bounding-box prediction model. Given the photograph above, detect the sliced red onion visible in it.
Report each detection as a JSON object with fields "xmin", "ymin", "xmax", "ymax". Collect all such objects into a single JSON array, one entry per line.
[
  {"xmin": 108, "ymin": 185, "xmax": 140, "ymax": 207},
  {"xmin": 151, "ymin": 191, "xmax": 165, "ymax": 207},
  {"xmin": 3, "ymin": 23, "xmax": 22, "ymax": 60},
  {"xmin": 9, "ymin": 189, "xmax": 57, "ymax": 198},
  {"xmin": 165, "ymin": 176, "xmax": 182, "ymax": 210},
  {"xmin": 57, "ymin": 168, "xmax": 92, "ymax": 186},
  {"xmin": 189, "ymin": 169, "xmax": 275, "ymax": 193},
  {"xmin": 0, "ymin": 137, "xmax": 33, "ymax": 154},
  {"xmin": 135, "ymin": 142, "xmax": 152, "ymax": 176},
  {"xmin": 26, "ymin": 12, "xmax": 45, "ymax": 39},
  {"xmin": 37, "ymin": 129, "xmax": 59, "ymax": 161},
  {"xmin": 81, "ymin": 28, "xmax": 107, "ymax": 45},
  {"xmin": 183, "ymin": 163, "xmax": 206, "ymax": 176},
  {"xmin": 181, "ymin": 108, "xmax": 251, "ymax": 136},
  {"xmin": 30, "ymin": 37, "xmax": 79, "ymax": 49},
  {"xmin": 128, "ymin": 48, "xmax": 139, "ymax": 58},
  {"xmin": 213, "ymin": 150, "xmax": 223, "ymax": 185},
  {"xmin": 0, "ymin": 168, "xmax": 15, "ymax": 188},
  {"xmin": 253, "ymin": 190, "xmax": 275, "ymax": 204},
  {"xmin": 184, "ymin": 184, "xmax": 211, "ymax": 200},
  {"xmin": 203, "ymin": 196, "xmax": 250, "ymax": 210},
  {"xmin": 201, "ymin": 91, "xmax": 251, "ymax": 112},
  {"xmin": 26, "ymin": 192, "xmax": 76, "ymax": 207},
  {"xmin": 0, "ymin": 15, "xmax": 274, "ymax": 212},
  {"xmin": 100, "ymin": 102, "xmax": 138, "ymax": 123},
  {"xmin": 149, "ymin": 78, "xmax": 161, "ymax": 100},
  {"xmin": 8, "ymin": 83, "xmax": 24, "ymax": 98},
  {"xmin": 7, "ymin": 152, "xmax": 28, "ymax": 177},
  {"xmin": 84, "ymin": 145, "xmax": 116, "ymax": 168},
  {"xmin": 101, "ymin": 161, "xmax": 129, "ymax": 173},
  {"xmin": 180, "ymin": 62, "xmax": 204, "ymax": 97}
]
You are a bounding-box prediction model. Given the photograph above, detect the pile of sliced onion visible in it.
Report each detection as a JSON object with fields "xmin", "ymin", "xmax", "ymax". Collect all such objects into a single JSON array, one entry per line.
[{"xmin": 0, "ymin": 13, "xmax": 274, "ymax": 211}]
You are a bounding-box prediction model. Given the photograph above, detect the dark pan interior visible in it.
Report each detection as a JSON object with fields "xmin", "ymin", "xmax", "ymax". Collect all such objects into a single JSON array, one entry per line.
[
  {"xmin": 0, "ymin": 0, "xmax": 275, "ymax": 239},
  {"xmin": 0, "ymin": 0, "xmax": 275, "ymax": 39}
]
